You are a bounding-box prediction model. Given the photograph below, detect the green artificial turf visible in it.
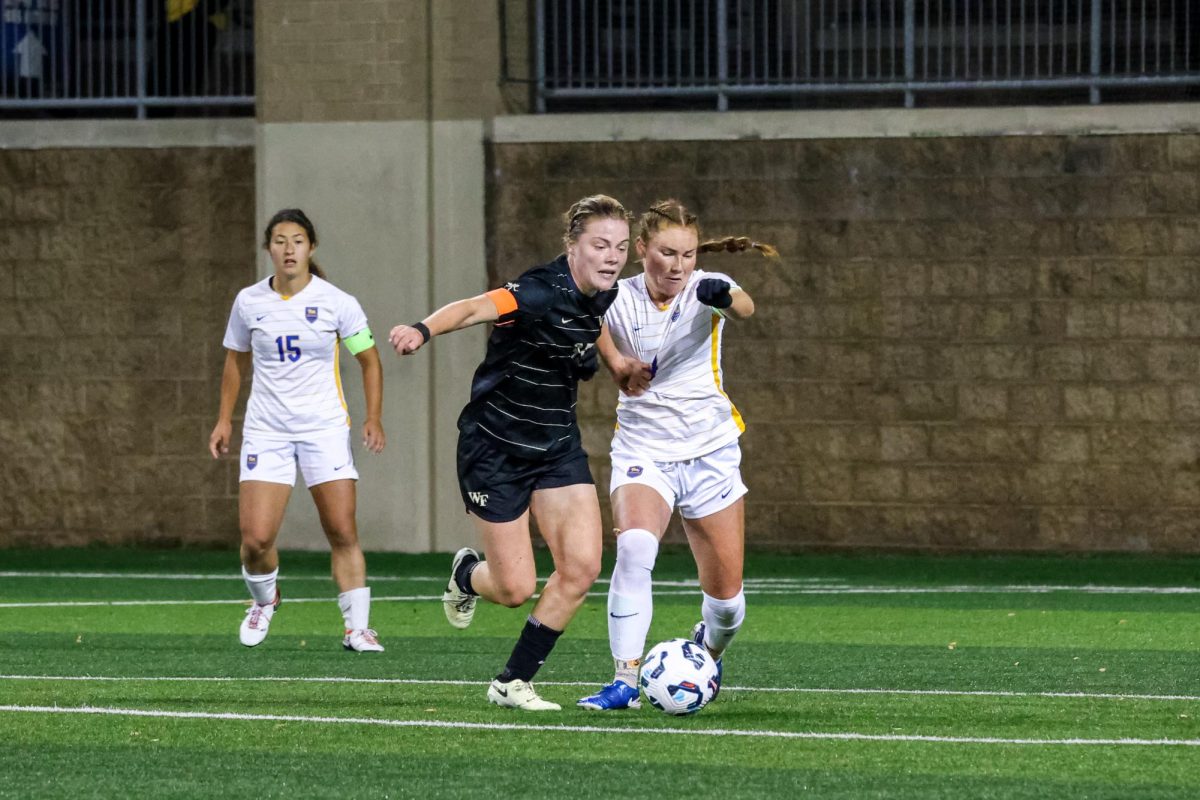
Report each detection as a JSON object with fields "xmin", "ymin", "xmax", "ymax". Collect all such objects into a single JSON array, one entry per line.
[{"xmin": 0, "ymin": 548, "xmax": 1197, "ymax": 799}]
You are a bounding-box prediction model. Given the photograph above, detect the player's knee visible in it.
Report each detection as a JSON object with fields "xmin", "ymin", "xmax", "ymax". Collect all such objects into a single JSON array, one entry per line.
[
  {"xmin": 558, "ymin": 554, "xmax": 602, "ymax": 595},
  {"xmin": 494, "ymin": 577, "xmax": 537, "ymax": 608},
  {"xmin": 239, "ymin": 532, "xmax": 274, "ymax": 559},
  {"xmin": 322, "ymin": 521, "xmax": 359, "ymax": 549},
  {"xmin": 615, "ymin": 528, "xmax": 659, "ymax": 574}
]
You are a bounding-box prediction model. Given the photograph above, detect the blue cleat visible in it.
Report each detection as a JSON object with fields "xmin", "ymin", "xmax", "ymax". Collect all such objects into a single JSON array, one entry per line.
[
  {"xmin": 576, "ymin": 680, "xmax": 642, "ymax": 711},
  {"xmin": 692, "ymin": 621, "xmax": 723, "ymax": 701}
]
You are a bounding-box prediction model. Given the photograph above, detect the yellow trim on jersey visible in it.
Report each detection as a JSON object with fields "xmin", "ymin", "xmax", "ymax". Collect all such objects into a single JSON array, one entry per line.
[
  {"xmin": 334, "ymin": 338, "xmax": 350, "ymax": 426},
  {"xmin": 711, "ymin": 314, "xmax": 745, "ymax": 432}
]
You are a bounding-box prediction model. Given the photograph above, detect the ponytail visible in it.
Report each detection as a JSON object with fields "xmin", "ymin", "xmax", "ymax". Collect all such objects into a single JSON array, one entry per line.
[{"xmin": 699, "ymin": 236, "xmax": 780, "ymax": 260}]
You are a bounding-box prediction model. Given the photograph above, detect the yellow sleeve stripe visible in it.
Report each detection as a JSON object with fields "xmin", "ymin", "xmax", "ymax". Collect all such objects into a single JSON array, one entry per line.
[{"xmin": 711, "ymin": 315, "xmax": 745, "ymax": 433}]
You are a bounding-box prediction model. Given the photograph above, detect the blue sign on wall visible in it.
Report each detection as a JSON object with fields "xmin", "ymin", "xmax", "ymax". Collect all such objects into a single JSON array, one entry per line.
[{"xmin": 2, "ymin": 0, "xmax": 64, "ymax": 84}]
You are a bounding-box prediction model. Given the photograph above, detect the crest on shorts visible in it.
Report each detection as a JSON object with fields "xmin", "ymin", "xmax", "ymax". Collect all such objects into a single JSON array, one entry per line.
[
  {"xmin": 246, "ymin": 454, "xmax": 258, "ymax": 470},
  {"xmin": 626, "ymin": 465, "xmax": 643, "ymax": 477},
  {"xmin": 305, "ymin": 306, "xmax": 319, "ymax": 322}
]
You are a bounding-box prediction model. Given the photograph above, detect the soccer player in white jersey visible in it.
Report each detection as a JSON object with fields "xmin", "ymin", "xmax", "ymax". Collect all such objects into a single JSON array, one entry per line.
[
  {"xmin": 578, "ymin": 199, "xmax": 777, "ymax": 710},
  {"xmin": 208, "ymin": 208, "xmax": 388, "ymax": 653}
]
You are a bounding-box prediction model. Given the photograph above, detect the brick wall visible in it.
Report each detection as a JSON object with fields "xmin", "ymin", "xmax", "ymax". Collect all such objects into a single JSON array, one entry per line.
[
  {"xmin": 256, "ymin": 0, "xmax": 428, "ymax": 123},
  {"xmin": 487, "ymin": 134, "xmax": 1200, "ymax": 553},
  {"xmin": 256, "ymin": 0, "xmax": 512, "ymax": 123},
  {"xmin": 0, "ymin": 148, "xmax": 255, "ymax": 547}
]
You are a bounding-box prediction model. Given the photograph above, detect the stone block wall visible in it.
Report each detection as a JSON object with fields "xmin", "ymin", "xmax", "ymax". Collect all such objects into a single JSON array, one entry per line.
[
  {"xmin": 255, "ymin": 0, "xmax": 513, "ymax": 123},
  {"xmin": 0, "ymin": 147, "xmax": 255, "ymax": 547},
  {"xmin": 487, "ymin": 134, "xmax": 1200, "ymax": 553}
]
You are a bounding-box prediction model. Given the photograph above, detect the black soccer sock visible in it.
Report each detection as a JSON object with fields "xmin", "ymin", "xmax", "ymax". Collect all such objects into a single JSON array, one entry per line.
[
  {"xmin": 454, "ymin": 553, "xmax": 480, "ymax": 596},
  {"xmin": 496, "ymin": 616, "xmax": 562, "ymax": 683}
]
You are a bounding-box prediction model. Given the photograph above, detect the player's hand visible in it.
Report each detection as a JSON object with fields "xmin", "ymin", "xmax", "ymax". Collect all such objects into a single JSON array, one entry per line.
[
  {"xmin": 695, "ymin": 278, "xmax": 733, "ymax": 309},
  {"xmin": 612, "ymin": 355, "xmax": 653, "ymax": 397},
  {"xmin": 389, "ymin": 324, "xmax": 426, "ymax": 355},
  {"xmin": 208, "ymin": 420, "xmax": 232, "ymax": 459},
  {"xmin": 362, "ymin": 419, "xmax": 386, "ymax": 454}
]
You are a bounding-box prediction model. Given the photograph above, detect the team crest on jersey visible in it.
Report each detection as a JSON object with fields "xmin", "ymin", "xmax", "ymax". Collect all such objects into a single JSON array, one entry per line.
[
  {"xmin": 626, "ymin": 465, "xmax": 643, "ymax": 477},
  {"xmin": 305, "ymin": 306, "xmax": 319, "ymax": 322},
  {"xmin": 670, "ymin": 305, "xmax": 682, "ymax": 322},
  {"xmin": 246, "ymin": 454, "xmax": 258, "ymax": 471}
]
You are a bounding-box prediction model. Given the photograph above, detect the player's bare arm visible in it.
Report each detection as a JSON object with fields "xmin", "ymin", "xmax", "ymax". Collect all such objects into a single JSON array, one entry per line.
[
  {"xmin": 389, "ymin": 294, "xmax": 500, "ymax": 355},
  {"xmin": 208, "ymin": 349, "xmax": 250, "ymax": 458},
  {"xmin": 355, "ymin": 346, "xmax": 386, "ymax": 454},
  {"xmin": 597, "ymin": 323, "xmax": 651, "ymax": 396}
]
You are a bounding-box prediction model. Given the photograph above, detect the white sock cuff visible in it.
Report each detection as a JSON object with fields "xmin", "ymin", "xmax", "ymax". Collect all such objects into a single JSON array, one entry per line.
[
  {"xmin": 242, "ymin": 566, "xmax": 278, "ymax": 606},
  {"xmin": 702, "ymin": 588, "xmax": 746, "ymax": 626},
  {"xmin": 242, "ymin": 566, "xmax": 278, "ymax": 583},
  {"xmin": 338, "ymin": 586, "xmax": 371, "ymax": 630},
  {"xmin": 616, "ymin": 528, "xmax": 659, "ymax": 570}
]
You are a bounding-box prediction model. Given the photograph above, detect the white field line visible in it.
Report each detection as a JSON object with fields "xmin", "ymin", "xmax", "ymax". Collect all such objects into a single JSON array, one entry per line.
[
  {"xmin": 5, "ymin": 582, "xmax": 1200, "ymax": 609},
  {"xmin": 0, "ymin": 595, "xmax": 441, "ymax": 609},
  {"xmin": 3, "ymin": 571, "xmax": 1199, "ymax": 595},
  {"xmin": 2, "ymin": 674, "xmax": 1198, "ymax": 703},
  {"xmin": 0, "ymin": 572, "xmax": 820, "ymax": 588},
  {"xmin": 0, "ymin": 704, "xmax": 1196, "ymax": 747}
]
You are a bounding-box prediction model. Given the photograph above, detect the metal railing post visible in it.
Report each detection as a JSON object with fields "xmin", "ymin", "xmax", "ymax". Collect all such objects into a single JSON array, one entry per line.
[
  {"xmin": 904, "ymin": 0, "xmax": 915, "ymax": 108},
  {"xmin": 1089, "ymin": 0, "xmax": 1101, "ymax": 104},
  {"xmin": 716, "ymin": 0, "xmax": 728, "ymax": 110},
  {"xmin": 135, "ymin": 0, "xmax": 147, "ymax": 118},
  {"xmin": 535, "ymin": 0, "xmax": 547, "ymax": 113}
]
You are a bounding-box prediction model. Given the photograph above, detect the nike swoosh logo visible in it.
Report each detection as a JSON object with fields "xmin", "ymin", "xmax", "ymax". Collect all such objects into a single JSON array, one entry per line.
[
  {"xmin": 333, "ymin": 464, "xmax": 349, "ymax": 471},
  {"xmin": 609, "ymin": 612, "xmax": 638, "ymax": 619},
  {"xmin": 720, "ymin": 486, "xmax": 733, "ymax": 499},
  {"xmin": 494, "ymin": 686, "xmax": 508, "ymax": 697},
  {"xmin": 255, "ymin": 315, "xmax": 266, "ymax": 321},
  {"xmin": 561, "ymin": 317, "xmax": 572, "ymax": 323}
]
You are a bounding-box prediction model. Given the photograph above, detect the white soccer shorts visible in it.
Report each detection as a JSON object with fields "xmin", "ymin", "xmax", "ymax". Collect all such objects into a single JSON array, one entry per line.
[
  {"xmin": 239, "ymin": 428, "xmax": 359, "ymax": 487},
  {"xmin": 609, "ymin": 439, "xmax": 747, "ymax": 520}
]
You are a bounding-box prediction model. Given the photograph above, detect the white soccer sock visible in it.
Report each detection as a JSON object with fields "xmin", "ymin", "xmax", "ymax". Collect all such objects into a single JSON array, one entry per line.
[
  {"xmin": 700, "ymin": 588, "xmax": 746, "ymax": 658},
  {"xmin": 242, "ymin": 566, "xmax": 278, "ymax": 607},
  {"xmin": 338, "ymin": 587, "xmax": 371, "ymax": 631},
  {"xmin": 608, "ymin": 528, "xmax": 659, "ymax": 669}
]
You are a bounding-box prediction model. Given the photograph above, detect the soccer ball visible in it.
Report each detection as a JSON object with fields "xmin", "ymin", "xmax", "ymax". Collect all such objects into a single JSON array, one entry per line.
[{"xmin": 639, "ymin": 637, "xmax": 719, "ymax": 716}]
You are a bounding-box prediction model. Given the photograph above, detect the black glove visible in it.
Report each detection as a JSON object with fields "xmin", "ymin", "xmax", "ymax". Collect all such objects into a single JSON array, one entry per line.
[{"xmin": 695, "ymin": 278, "xmax": 733, "ymax": 309}]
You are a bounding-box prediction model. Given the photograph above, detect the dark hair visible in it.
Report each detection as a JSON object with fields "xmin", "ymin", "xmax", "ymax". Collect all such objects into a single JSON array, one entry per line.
[
  {"xmin": 263, "ymin": 208, "xmax": 325, "ymax": 279},
  {"xmin": 562, "ymin": 194, "xmax": 632, "ymax": 249},
  {"xmin": 637, "ymin": 198, "xmax": 780, "ymax": 260}
]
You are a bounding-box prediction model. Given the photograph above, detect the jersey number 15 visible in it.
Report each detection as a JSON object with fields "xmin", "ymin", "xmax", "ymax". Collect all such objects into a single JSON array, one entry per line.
[{"xmin": 274, "ymin": 335, "xmax": 301, "ymax": 362}]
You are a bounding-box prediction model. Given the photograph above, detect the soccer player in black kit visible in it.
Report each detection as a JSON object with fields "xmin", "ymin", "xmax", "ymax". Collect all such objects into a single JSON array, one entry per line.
[{"xmin": 389, "ymin": 195, "xmax": 631, "ymax": 710}]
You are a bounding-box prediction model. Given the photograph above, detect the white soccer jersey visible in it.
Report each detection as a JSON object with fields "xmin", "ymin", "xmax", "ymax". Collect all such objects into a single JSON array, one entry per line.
[
  {"xmin": 223, "ymin": 275, "xmax": 369, "ymax": 441},
  {"xmin": 606, "ymin": 269, "xmax": 745, "ymax": 462}
]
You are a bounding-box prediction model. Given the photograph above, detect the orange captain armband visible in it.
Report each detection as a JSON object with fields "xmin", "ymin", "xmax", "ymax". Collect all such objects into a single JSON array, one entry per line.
[{"xmin": 485, "ymin": 288, "xmax": 518, "ymax": 317}]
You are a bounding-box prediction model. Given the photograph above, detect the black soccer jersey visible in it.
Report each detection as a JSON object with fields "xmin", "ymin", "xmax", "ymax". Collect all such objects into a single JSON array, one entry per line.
[{"xmin": 458, "ymin": 255, "xmax": 618, "ymax": 458}]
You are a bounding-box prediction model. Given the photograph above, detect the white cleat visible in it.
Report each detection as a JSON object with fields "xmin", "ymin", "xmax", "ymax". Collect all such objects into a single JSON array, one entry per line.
[
  {"xmin": 487, "ymin": 678, "xmax": 561, "ymax": 711},
  {"xmin": 442, "ymin": 547, "xmax": 479, "ymax": 630},
  {"xmin": 238, "ymin": 589, "xmax": 280, "ymax": 647},
  {"xmin": 343, "ymin": 628, "xmax": 385, "ymax": 652}
]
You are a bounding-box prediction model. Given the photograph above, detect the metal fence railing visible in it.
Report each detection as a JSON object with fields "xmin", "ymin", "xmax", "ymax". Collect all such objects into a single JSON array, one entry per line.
[
  {"xmin": 0, "ymin": 0, "xmax": 253, "ymax": 118},
  {"xmin": 533, "ymin": 0, "xmax": 1200, "ymax": 111}
]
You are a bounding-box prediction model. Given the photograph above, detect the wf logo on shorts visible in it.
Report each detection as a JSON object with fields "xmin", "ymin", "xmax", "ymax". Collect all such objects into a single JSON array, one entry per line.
[
  {"xmin": 246, "ymin": 454, "xmax": 258, "ymax": 470},
  {"xmin": 627, "ymin": 466, "xmax": 643, "ymax": 477},
  {"xmin": 305, "ymin": 307, "xmax": 318, "ymax": 322},
  {"xmin": 468, "ymin": 491, "xmax": 489, "ymax": 507}
]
